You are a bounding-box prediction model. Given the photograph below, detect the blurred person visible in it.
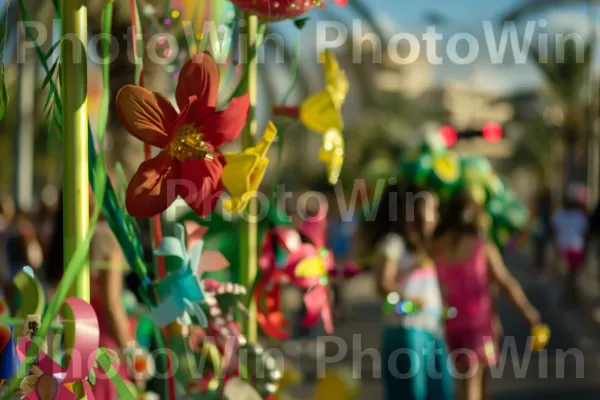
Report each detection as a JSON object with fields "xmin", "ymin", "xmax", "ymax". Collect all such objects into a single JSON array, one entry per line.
[
  {"xmin": 552, "ymin": 189, "xmax": 589, "ymax": 307},
  {"xmin": 44, "ymin": 193, "xmax": 147, "ymax": 397},
  {"xmin": 433, "ymin": 192, "xmax": 540, "ymax": 400},
  {"xmin": 364, "ymin": 181, "xmax": 454, "ymax": 400},
  {"xmin": 529, "ymin": 186, "xmax": 552, "ymax": 272}
]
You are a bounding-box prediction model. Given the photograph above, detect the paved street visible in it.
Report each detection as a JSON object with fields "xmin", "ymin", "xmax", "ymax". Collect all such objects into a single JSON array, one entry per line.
[{"xmin": 279, "ymin": 248, "xmax": 600, "ymax": 399}]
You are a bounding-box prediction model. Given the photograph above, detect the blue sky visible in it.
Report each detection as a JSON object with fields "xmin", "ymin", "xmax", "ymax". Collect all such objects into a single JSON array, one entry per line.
[
  {"xmin": 3, "ymin": 0, "xmax": 597, "ymax": 94},
  {"xmin": 370, "ymin": 0, "xmax": 527, "ymax": 27},
  {"xmin": 360, "ymin": 0, "xmax": 598, "ymax": 93}
]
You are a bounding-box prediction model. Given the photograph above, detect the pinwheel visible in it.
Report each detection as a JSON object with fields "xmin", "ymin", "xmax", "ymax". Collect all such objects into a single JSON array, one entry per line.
[
  {"xmin": 15, "ymin": 298, "xmax": 135, "ymax": 400},
  {"xmin": 255, "ymin": 206, "xmax": 336, "ymax": 339},
  {"xmin": 273, "ymin": 51, "xmax": 348, "ymax": 184},
  {"xmin": 230, "ymin": 0, "xmax": 348, "ymax": 21},
  {"xmin": 148, "ymin": 222, "xmax": 228, "ymax": 328},
  {"xmin": 222, "ymin": 122, "xmax": 277, "ymax": 213},
  {"xmin": 116, "ymin": 52, "xmax": 249, "ymax": 218}
]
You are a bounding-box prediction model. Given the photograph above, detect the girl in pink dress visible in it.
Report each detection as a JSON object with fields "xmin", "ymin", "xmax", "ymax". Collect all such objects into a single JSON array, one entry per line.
[{"xmin": 433, "ymin": 192, "xmax": 540, "ymax": 400}]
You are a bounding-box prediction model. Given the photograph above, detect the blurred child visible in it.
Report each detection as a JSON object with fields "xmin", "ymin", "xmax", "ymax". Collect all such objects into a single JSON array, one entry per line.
[
  {"xmin": 364, "ymin": 181, "xmax": 454, "ymax": 400},
  {"xmin": 433, "ymin": 192, "xmax": 540, "ymax": 400},
  {"xmin": 552, "ymin": 190, "xmax": 589, "ymax": 307}
]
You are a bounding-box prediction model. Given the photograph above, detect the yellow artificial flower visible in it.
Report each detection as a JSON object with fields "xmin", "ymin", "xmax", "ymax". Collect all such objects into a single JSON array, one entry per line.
[
  {"xmin": 222, "ymin": 122, "xmax": 277, "ymax": 213},
  {"xmin": 299, "ymin": 51, "xmax": 349, "ymax": 134},
  {"xmin": 319, "ymin": 129, "xmax": 344, "ymax": 185},
  {"xmin": 295, "ymin": 256, "xmax": 328, "ymax": 279}
]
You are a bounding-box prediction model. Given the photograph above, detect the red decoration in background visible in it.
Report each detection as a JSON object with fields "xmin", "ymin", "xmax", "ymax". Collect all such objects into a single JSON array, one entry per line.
[
  {"xmin": 482, "ymin": 122, "xmax": 503, "ymax": 143},
  {"xmin": 439, "ymin": 125, "xmax": 457, "ymax": 147},
  {"xmin": 230, "ymin": 0, "xmax": 346, "ymax": 21}
]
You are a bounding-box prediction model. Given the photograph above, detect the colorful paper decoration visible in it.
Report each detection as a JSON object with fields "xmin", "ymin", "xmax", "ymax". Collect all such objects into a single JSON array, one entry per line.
[
  {"xmin": 15, "ymin": 298, "xmax": 135, "ymax": 400},
  {"xmin": 299, "ymin": 51, "xmax": 348, "ymax": 134},
  {"xmin": 116, "ymin": 52, "xmax": 249, "ymax": 218},
  {"xmin": 319, "ymin": 129, "xmax": 344, "ymax": 185},
  {"xmin": 255, "ymin": 206, "xmax": 335, "ymax": 339},
  {"xmin": 222, "ymin": 122, "xmax": 277, "ymax": 213},
  {"xmin": 273, "ymin": 51, "xmax": 348, "ymax": 185},
  {"xmin": 230, "ymin": 0, "xmax": 347, "ymax": 21},
  {"xmin": 148, "ymin": 222, "xmax": 229, "ymax": 328}
]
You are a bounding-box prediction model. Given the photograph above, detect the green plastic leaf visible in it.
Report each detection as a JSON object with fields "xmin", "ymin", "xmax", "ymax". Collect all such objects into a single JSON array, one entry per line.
[
  {"xmin": 43, "ymin": 39, "xmax": 62, "ymax": 62},
  {"xmin": 41, "ymin": 60, "xmax": 59, "ymax": 90},
  {"xmin": 96, "ymin": 348, "xmax": 136, "ymax": 400},
  {"xmin": 0, "ymin": 64, "xmax": 8, "ymax": 121},
  {"xmin": 294, "ymin": 17, "xmax": 310, "ymax": 30},
  {"xmin": 88, "ymin": 369, "xmax": 96, "ymax": 385}
]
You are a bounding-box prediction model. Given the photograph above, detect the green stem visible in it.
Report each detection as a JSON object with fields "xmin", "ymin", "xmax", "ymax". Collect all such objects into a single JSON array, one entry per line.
[
  {"xmin": 97, "ymin": 0, "xmax": 113, "ymax": 144},
  {"xmin": 238, "ymin": 12, "xmax": 258, "ymax": 345},
  {"xmin": 62, "ymin": 0, "xmax": 89, "ymax": 301}
]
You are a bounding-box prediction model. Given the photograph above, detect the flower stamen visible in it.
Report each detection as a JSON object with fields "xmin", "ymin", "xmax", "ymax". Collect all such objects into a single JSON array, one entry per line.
[{"xmin": 167, "ymin": 124, "xmax": 215, "ymax": 162}]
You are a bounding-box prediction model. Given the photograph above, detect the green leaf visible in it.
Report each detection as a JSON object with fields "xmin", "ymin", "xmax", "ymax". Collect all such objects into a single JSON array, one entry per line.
[
  {"xmin": 0, "ymin": 64, "xmax": 8, "ymax": 121},
  {"xmin": 294, "ymin": 17, "xmax": 310, "ymax": 30},
  {"xmin": 43, "ymin": 39, "xmax": 62, "ymax": 61},
  {"xmin": 41, "ymin": 60, "xmax": 59, "ymax": 90},
  {"xmin": 43, "ymin": 88, "xmax": 54, "ymax": 111},
  {"xmin": 88, "ymin": 369, "xmax": 96, "ymax": 385}
]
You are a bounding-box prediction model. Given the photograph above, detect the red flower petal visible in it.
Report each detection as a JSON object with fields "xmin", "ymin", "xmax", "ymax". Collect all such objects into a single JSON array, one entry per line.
[
  {"xmin": 126, "ymin": 152, "xmax": 181, "ymax": 218},
  {"xmin": 178, "ymin": 154, "xmax": 226, "ymax": 217},
  {"xmin": 201, "ymin": 94, "xmax": 249, "ymax": 147},
  {"xmin": 116, "ymin": 85, "xmax": 178, "ymax": 148},
  {"xmin": 176, "ymin": 52, "xmax": 219, "ymax": 119}
]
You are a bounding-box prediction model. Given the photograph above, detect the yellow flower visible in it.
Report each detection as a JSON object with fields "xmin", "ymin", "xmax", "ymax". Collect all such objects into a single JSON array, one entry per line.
[
  {"xmin": 295, "ymin": 256, "xmax": 328, "ymax": 279},
  {"xmin": 299, "ymin": 51, "xmax": 349, "ymax": 134},
  {"xmin": 319, "ymin": 129, "xmax": 344, "ymax": 185},
  {"xmin": 222, "ymin": 122, "xmax": 276, "ymax": 213}
]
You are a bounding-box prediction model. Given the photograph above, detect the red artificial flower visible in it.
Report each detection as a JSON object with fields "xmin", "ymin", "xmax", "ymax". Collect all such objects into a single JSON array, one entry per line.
[{"xmin": 116, "ymin": 52, "xmax": 249, "ymax": 218}]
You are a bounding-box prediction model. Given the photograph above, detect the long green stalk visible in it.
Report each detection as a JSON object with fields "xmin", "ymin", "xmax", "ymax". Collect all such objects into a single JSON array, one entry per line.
[
  {"xmin": 62, "ymin": 0, "xmax": 89, "ymax": 300},
  {"xmin": 238, "ymin": 12, "xmax": 258, "ymax": 344}
]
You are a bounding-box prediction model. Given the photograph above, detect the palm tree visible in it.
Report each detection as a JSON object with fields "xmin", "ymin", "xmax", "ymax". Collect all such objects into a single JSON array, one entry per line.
[{"xmin": 501, "ymin": 0, "xmax": 598, "ymax": 187}]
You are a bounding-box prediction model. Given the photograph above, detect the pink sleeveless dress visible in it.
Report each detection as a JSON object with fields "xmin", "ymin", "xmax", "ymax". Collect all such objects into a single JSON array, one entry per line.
[{"xmin": 435, "ymin": 236, "xmax": 498, "ymax": 367}]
